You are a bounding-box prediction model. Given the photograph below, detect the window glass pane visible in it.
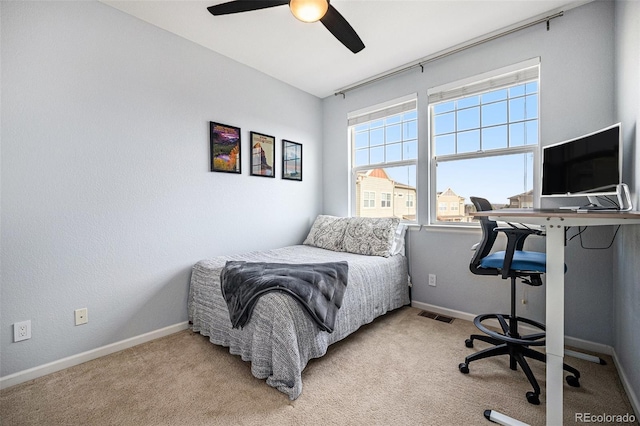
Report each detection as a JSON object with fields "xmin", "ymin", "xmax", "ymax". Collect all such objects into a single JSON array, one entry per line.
[
  {"xmin": 370, "ymin": 128, "xmax": 384, "ymax": 146},
  {"xmin": 403, "ymin": 120, "xmax": 417, "ymax": 139},
  {"xmin": 403, "ymin": 141, "xmax": 417, "ymax": 160},
  {"xmin": 525, "ymin": 120, "xmax": 538, "ymax": 145},
  {"xmin": 386, "ymin": 124, "xmax": 402, "ymax": 143},
  {"xmin": 481, "ymin": 101, "xmax": 507, "ymax": 126},
  {"xmin": 509, "ymin": 97, "xmax": 525, "ymax": 122},
  {"xmin": 482, "ymin": 125, "xmax": 508, "ymax": 150},
  {"xmin": 509, "ymin": 84, "xmax": 526, "ymax": 97},
  {"xmin": 435, "ymin": 153, "xmax": 534, "ymax": 222},
  {"xmin": 434, "ymin": 101, "xmax": 455, "ymax": 114},
  {"xmin": 355, "ymin": 149, "xmax": 369, "ymax": 166},
  {"xmin": 526, "ymin": 81, "xmax": 538, "ymax": 94},
  {"xmin": 386, "ymin": 143, "xmax": 402, "ymax": 162},
  {"xmin": 509, "ymin": 122, "xmax": 525, "ymax": 147},
  {"xmin": 355, "ymin": 165, "xmax": 416, "ymax": 220},
  {"xmin": 354, "ymin": 123, "xmax": 369, "ymax": 132},
  {"xmin": 355, "ymin": 132, "xmax": 369, "ymax": 149},
  {"xmin": 435, "ymin": 134, "xmax": 455, "ymax": 156},
  {"xmin": 403, "ymin": 110, "xmax": 417, "ymax": 120},
  {"xmin": 457, "ymin": 130, "xmax": 480, "ymax": 153},
  {"xmin": 435, "ymin": 112, "xmax": 455, "ymax": 134},
  {"xmin": 370, "ymin": 119, "xmax": 384, "ymax": 129},
  {"xmin": 385, "ymin": 115, "xmax": 401, "ymax": 125},
  {"xmin": 457, "ymin": 96, "xmax": 479, "ymax": 109},
  {"xmin": 370, "ymin": 146, "xmax": 384, "ymax": 163},
  {"xmin": 525, "ymin": 95, "xmax": 538, "ymax": 119},
  {"xmin": 481, "ymin": 89, "xmax": 507, "ymax": 103},
  {"xmin": 457, "ymin": 107, "xmax": 480, "ymax": 131}
]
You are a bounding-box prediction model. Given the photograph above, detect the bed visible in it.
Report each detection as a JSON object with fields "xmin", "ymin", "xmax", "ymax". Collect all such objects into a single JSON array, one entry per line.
[{"xmin": 188, "ymin": 216, "xmax": 410, "ymax": 400}]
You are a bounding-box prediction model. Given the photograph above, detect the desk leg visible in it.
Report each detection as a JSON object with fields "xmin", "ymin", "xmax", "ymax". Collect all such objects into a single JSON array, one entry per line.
[{"xmin": 545, "ymin": 224, "xmax": 565, "ymax": 426}]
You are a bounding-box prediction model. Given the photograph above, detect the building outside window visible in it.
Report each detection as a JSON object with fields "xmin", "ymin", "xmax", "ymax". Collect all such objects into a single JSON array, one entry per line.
[
  {"xmin": 428, "ymin": 60, "xmax": 539, "ymax": 224},
  {"xmin": 349, "ymin": 95, "xmax": 418, "ymax": 221}
]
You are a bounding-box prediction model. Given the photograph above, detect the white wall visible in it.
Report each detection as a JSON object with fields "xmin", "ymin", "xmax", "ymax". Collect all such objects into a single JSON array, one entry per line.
[
  {"xmin": 613, "ymin": 0, "xmax": 640, "ymax": 409},
  {"xmin": 0, "ymin": 1, "xmax": 322, "ymax": 377},
  {"xmin": 322, "ymin": 1, "xmax": 619, "ymax": 344}
]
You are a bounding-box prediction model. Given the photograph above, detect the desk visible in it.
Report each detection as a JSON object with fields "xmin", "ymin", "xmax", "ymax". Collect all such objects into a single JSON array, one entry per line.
[{"xmin": 473, "ymin": 209, "xmax": 640, "ymax": 425}]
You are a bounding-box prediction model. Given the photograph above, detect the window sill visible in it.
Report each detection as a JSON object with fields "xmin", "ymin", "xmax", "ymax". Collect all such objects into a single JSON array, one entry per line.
[{"xmin": 406, "ymin": 223, "xmax": 480, "ymax": 233}]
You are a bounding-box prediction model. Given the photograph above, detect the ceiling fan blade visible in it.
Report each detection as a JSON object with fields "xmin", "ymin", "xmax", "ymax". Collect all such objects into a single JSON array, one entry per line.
[
  {"xmin": 208, "ymin": 1, "xmax": 289, "ymax": 16},
  {"xmin": 320, "ymin": 4, "xmax": 365, "ymax": 54}
]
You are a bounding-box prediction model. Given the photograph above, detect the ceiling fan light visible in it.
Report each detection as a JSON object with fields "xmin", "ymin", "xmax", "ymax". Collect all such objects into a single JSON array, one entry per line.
[{"xmin": 289, "ymin": 0, "xmax": 329, "ymax": 23}]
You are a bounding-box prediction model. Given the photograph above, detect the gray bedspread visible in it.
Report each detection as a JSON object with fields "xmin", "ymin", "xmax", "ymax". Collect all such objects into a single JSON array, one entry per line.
[
  {"xmin": 221, "ymin": 261, "xmax": 349, "ymax": 333},
  {"xmin": 188, "ymin": 245, "xmax": 410, "ymax": 400}
]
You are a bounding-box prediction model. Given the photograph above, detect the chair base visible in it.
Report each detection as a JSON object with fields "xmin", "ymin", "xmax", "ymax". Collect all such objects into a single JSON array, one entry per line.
[{"xmin": 459, "ymin": 313, "xmax": 581, "ymax": 404}]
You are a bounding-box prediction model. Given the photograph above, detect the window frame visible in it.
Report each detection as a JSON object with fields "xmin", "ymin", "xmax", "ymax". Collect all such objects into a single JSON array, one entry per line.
[
  {"xmin": 427, "ymin": 59, "xmax": 540, "ymax": 226},
  {"xmin": 348, "ymin": 95, "xmax": 419, "ymax": 222}
]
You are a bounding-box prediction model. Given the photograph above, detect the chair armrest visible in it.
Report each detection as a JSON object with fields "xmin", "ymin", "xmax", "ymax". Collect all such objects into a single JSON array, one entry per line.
[{"xmin": 494, "ymin": 226, "xmax": 544, "ymax": 279}]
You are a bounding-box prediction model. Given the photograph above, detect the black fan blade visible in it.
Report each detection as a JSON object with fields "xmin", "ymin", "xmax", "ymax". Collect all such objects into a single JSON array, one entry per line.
[
  {"xmin": 208, "ymin": 1, "xmax": 288, "ymax": 16},
  {"xmin": 320, "ymin": 4, "xmax": 365, "ymax": 53}
]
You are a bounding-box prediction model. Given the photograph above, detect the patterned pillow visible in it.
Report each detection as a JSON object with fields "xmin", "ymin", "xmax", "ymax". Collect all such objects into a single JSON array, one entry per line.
[
  {"xmin": 303, "ymin": 215, "xmax": 349, "ymax": 252},
  {"xmin": 342, "ymin": 217, "xmax": 400, "ymax": 257}
]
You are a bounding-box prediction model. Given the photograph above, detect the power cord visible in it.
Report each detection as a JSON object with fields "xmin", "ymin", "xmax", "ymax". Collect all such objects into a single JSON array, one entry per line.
[{"xmin": 567, "ymin": 225, "xmax": 621, "ymax": 249}]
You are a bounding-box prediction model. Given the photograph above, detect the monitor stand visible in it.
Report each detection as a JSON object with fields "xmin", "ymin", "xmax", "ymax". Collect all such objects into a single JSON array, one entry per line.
[
  {"xmin": 579, "ymin": 184, "xmax": 632, "ymax": 212},
  {"xmin": 557, "ymin": 184, "xmax": 633, "ymax": 212}
]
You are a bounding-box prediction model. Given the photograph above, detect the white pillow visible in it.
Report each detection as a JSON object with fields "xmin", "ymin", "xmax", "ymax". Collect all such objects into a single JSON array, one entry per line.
[
  {"xmin": 389, "ymin": 224, "xmax": 407, "ymax": 256},
  {"xmin": 302, "ymin": 215, "xmax": 349, "ymax": 252}
]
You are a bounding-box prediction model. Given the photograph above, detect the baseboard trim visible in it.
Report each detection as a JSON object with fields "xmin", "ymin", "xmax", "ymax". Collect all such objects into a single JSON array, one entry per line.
[
  {"xmin": 411, "ymin": 301, "xmax": 613, "ymax": 355},
  {"xmin": 0, "ymin": 321, "xmax": 189, "ymax": 390},
  {"xmin": 612, "ymin": 349, "xmax": 640, "ymax": 418}
]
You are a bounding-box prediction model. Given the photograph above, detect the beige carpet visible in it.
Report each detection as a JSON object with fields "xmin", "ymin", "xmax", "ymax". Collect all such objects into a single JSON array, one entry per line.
[{"xmin": 1, "ymin": 307, "xmax": 636, "ymax": 426}]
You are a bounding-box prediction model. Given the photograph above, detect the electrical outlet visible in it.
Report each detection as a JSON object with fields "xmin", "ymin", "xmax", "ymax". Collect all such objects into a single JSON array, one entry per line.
[
  {"xmin": 75, "ymin": 308, "xmax": 88, "ymax": 326},
  {"xmin": 14, "ymin": 320, "xmax": 31, "ymax": 342},
  {"xmin": 428, "ymin": 274, "xmax": 437, "ymax": 287}
]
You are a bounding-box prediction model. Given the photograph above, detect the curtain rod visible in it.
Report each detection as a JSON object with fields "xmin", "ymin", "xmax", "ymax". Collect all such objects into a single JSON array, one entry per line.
[{"xmin": 334, "ymin": 11, "xmax": 564, "ymax": 98}]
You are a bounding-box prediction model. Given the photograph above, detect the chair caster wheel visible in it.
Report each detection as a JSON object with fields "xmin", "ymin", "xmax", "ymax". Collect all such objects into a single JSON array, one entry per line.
[
  {"xmin": 526, "ymin": 391, "xmax": 540, "ymax": 405},
  {"xmin": 459, "ymin": 363, "xmax": 469, "ymax": 374},
  {"xmin": 465, "ymin": 338, "xmax": 474, "ymax": 348},
  {"xmin": 566, "ymin": 375, "xmax": 580, "ymax": 387}
]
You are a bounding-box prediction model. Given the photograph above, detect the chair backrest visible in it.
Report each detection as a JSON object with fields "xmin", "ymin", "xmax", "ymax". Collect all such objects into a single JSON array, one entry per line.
[{"xmin": 469, "ymin": 196, "xmax": 500, "ymax": 276}]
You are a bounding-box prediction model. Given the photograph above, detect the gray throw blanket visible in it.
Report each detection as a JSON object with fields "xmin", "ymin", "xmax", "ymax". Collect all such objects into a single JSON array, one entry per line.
[{"xmin": 220, "ymin": 261, "xmax": 349, "ymax": 333}]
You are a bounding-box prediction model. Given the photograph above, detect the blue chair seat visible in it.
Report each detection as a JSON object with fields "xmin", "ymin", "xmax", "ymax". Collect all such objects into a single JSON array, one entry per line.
[{"xmin": 480, "ymin": 250, "xmax": 547, "ymax": 273}]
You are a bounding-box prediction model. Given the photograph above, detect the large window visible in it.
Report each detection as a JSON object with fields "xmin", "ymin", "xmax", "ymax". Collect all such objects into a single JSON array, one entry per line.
[
  {"xmin": 349, "ymin": 96, "xmax": 418, "ymax": 221},
  {"xmin": 428, "ymin": 61, "xmax": 539, "ymax": 224}
]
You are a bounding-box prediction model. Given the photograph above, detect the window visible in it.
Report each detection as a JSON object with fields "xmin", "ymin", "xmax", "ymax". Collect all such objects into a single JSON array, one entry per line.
[
  {"xmin": 381, "ymin": 193, "xmax": 392, "ymax": 208},
  {"xmin": 363, "ymin": 191, "xmax": 375, "ymax": 208},
  {"xmin": 428, "ymin": 60, "xmax": 539, "ymax": 224},
  {"xmin": 406, "ymin": 194, "xmax": 415, "ymax": 208},
  {"xmin": 349, "ymin": 95, "xmax": 418, "ymax": 221}
]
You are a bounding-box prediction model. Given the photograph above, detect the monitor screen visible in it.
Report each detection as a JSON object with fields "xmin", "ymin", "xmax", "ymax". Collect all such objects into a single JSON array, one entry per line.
[{"xmin": 542, "ymin": 123, "xmax": 621, "ymax": 196}]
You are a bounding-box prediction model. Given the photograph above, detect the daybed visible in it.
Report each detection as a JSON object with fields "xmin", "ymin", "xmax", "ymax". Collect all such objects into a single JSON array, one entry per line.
[{"xmin": 188, "ymin": 215, "xmax": 410, "ymax": 399}]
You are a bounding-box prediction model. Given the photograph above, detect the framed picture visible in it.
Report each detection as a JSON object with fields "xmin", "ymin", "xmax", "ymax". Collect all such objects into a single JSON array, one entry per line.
[
  {"xmin": 282, "ymin": 140, "xmax": 302, "ymax": 181},
  {"xmin": 250, "ymin": 131, "xmax": 275, "ymax": 177},
  {"xmin": 210, "ymin": 122, "xmax": 241, "ymax": 174}
]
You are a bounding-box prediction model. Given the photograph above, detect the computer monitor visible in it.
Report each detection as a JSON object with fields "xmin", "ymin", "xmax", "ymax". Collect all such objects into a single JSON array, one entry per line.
[{"xmin": 541, "ymin": 123, "xmax": 624, "ymax": 209}]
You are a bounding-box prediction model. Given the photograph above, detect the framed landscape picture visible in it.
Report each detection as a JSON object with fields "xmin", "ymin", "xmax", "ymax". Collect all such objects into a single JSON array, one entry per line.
[
  {"xmin": 250, "ymin": 131, "xmax": 275, "ymax": 178},
  {"xmin": 210, "ymin": 121, "xmax": 241, "ymax": 174},
  {"xmin": 282, "ymin": 140, "xmax": 302, "ymax": 181}
]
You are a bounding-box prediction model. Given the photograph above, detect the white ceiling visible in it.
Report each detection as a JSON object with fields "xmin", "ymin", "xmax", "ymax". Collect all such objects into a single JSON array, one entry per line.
[{"xmin": 103, "ymin": 0, "xmax": 586, "ymax": 98}]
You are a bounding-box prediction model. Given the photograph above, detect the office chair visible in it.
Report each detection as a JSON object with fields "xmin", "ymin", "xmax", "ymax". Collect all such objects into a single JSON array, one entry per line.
[{"xmin": 458, "ymin": 197, "xmax": 580, "ymax": 405}]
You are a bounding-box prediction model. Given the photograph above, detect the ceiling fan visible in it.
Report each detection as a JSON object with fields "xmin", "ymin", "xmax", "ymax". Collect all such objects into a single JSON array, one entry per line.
[{"xmin": 207, "ymin": 0, "xmax": 365, "ymax": 54}]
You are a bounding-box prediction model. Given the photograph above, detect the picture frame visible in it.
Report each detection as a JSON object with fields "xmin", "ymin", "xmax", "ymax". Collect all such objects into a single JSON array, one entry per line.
[
  {"xmin": 282, "ymin": 140, "xmax": 302, "ymax": 181},
  {"xmin": 250, "ymin": 131, "xmax": 276, "ymax": 178},
  {"xmin": 210, "ymin": 121, "xmax": 241, "ymax": 174}
]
